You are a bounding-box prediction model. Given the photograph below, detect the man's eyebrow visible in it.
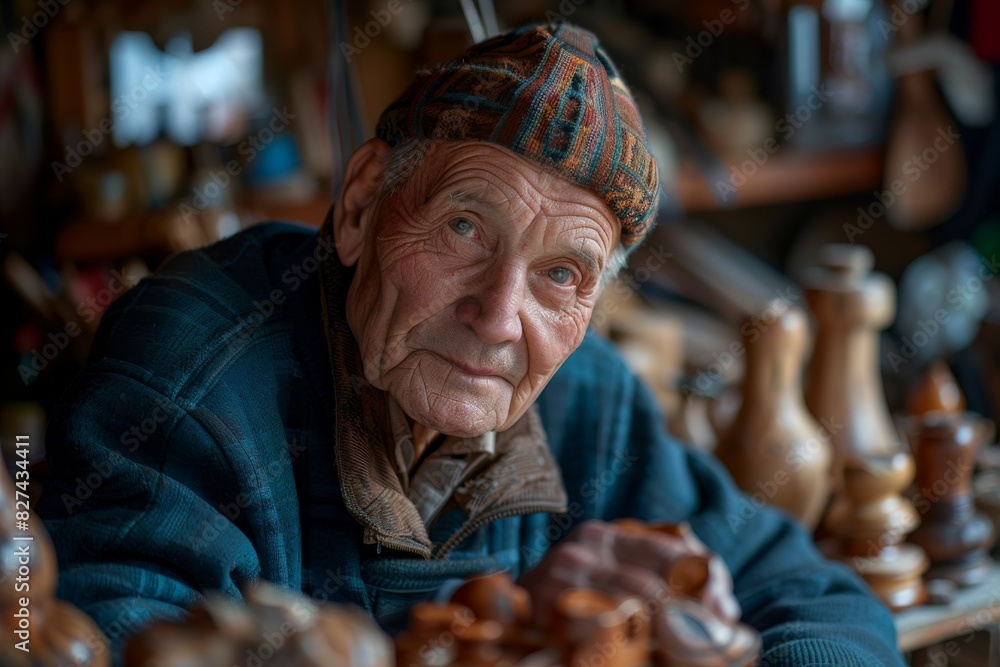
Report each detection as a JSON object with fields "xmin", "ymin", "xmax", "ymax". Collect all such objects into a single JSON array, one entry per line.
[
  {"xmin": 569, "ymin": 245, "xmax": 601, "ymax": 275},
  {"xmin": 449, "ymin": 190, "xmax": 494, "ymax": 209},
  {"xmin": 450, "ymin": 190, "xmax": 604, "ymax": 273}
]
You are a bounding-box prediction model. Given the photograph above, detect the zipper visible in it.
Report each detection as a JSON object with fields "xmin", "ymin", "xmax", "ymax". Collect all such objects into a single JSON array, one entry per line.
[
  {"xmin": 371, "ymin": 532, "xmax": 432, "ymax": 559},
  {"xmin": 432, "ymin": 501, "xmax": 568, "ymax": 560}
]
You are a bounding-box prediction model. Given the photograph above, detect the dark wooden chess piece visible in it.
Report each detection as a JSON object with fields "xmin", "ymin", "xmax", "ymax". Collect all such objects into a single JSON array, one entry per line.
[
  {"xmin": 907, "ymin": 412, "xmax": 996, "ymax": 586},
  {"xmin": 715, "ymin": 304, "xmax": 833, "ymax": 529},
  {"xmin": 803, "ymin": 244, "xmax": 928, "ymax": 610},
  {"xmin": 0, "ymin": 452, "xmax": 110, "ymax": 667},
  {"xmin": 905, "ymin": 361, "xmax": 965, "ymax": 417}
]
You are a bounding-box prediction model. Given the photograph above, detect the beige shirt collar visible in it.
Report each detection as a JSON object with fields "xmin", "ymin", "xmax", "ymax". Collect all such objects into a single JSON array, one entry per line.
[{"xmin": 385, "ymin": 394, "xmax": 497, "ymax": 525}]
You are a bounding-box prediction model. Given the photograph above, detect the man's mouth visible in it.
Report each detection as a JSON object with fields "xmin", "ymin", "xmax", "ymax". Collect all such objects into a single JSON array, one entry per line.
[{"xmin": 437, "ymin": 353, "xmax": 500, "ymax": 377}]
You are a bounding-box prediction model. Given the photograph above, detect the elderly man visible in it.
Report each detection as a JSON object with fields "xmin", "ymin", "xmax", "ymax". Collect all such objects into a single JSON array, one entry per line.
[{"xmin": 39, "ymin": 23, "xmax": 903, "ymax": 666}]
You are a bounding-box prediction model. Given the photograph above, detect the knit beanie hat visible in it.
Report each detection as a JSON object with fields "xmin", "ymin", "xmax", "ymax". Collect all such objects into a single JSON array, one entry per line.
[{"xmin": 375, "ymin": 22, "xmax": 660, "ymax": 247}]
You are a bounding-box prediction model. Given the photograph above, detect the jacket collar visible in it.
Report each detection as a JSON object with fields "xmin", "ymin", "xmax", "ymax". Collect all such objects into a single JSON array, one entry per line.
[{"xmin": 316, "ymin": 212, "xmax": 567, "ymax": 559}]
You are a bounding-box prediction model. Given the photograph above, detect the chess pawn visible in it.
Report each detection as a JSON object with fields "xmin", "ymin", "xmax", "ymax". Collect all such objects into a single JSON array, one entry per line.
[
  {"xmin": 820, "ymin": 453, "xmax": 929, "ymax": 610},
  {"xmin": 907, "ymin": 413, "xmax": 995, "ymax": 586},
  {"xmin": 715, "ymin": 304, "xmax": 833, "ymax": 529}
]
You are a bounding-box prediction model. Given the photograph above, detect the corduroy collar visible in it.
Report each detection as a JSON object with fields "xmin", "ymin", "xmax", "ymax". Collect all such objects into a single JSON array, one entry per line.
[{"xmin": 316, "ymin": 211, "xmax": 568, "ymax": 559}]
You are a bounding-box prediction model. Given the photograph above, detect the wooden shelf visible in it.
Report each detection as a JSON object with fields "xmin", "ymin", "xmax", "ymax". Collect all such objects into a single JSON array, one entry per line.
[{"xmin": 676, "ymin": 147, "xmax": 884, "ymax": 213}]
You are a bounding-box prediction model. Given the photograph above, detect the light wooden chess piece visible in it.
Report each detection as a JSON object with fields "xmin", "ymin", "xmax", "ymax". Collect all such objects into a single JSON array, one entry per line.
[
  {"xmin": 0, "ymin": 452, "xmax": 110, "ymax": 667},
  {"xmin": 803, "ymin": 244, "xmax": 928, "ymax": 610},
  {"xmin": 396, "ymin": 523, "xmax": 762, "ymax": 666},
  {"xmin": 125, "ymin": 581, "xmax": 393, "ymax": 667},
  {"xmin": 715, "ymin": 304, "xmax": 833, "ymax": 529}
]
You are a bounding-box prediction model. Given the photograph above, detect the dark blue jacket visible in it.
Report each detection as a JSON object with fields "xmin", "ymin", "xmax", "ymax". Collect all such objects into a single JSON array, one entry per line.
[{"xmin": 38, "ymin": 222, "xmax": 905, "ymax": 666}]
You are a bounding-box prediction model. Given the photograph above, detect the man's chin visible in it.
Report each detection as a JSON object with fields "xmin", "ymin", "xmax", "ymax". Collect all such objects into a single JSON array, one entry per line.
[{"xmin": 389, "ymin": 392, "xmax": 507, "ymax": 438}]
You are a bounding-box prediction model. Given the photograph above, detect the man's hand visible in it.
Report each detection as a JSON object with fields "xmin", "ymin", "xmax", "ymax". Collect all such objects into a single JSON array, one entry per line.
[{"xmin": 517, "ymin": 520, "xmax": 740, "ymax": 628}]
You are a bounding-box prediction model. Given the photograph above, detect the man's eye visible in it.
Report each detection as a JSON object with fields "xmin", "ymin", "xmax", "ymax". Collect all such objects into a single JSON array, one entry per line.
[
  {"xmin": 449, "ymin": 217, "xmax": 476, "ymax": 237},
  {"xmin": 548, "ymin": 266, "xmax": 573, "ymax": 285}
]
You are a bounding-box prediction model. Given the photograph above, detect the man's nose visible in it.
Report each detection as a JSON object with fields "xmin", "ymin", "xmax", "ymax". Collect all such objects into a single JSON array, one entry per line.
[{"xmin": 455, "ymin": 264, "xmax": 525, "ymax": 345}]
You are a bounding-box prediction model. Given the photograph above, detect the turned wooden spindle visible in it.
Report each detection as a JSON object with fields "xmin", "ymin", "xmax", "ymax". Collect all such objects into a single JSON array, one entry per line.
[
  {"xmin": 715, "ymin": 304, "xmax": 834, "ymax": 529},
  {"xmin": 822, "ymin": 454, "xmax": 929, "ymax": 610},
  {"xmin": 804, "ymin": 244, "xmax": 928, "ymax": 610},
  {"xmin": 0, "ymin": 453, "xmax": 110, "ymax": 667},
  {"xmin": 907, "ymin": 413, "xmax": 996, "ymax": 586},
  {"xmin": 803, "ymin": 245, "xmax": 901, "ymax": 464}
]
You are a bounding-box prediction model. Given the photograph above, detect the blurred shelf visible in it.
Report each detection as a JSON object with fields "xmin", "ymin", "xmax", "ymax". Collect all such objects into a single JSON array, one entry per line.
[
  {"xmin": 676, "ymin": 147, "xmax": 884, "ymax": 213},
  {"xmin": 55, "ymin": 194, "xmax": 332, "ymax": 263},
  {"xmin": 240, "ymin": 194, "xmax": 331, "ymax": 227}
]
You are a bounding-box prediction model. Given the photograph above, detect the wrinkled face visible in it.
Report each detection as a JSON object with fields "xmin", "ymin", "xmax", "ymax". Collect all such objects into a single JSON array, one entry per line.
[{"xmin": 337, "ymin": 141, "xmax": 620, "ymax": 436}]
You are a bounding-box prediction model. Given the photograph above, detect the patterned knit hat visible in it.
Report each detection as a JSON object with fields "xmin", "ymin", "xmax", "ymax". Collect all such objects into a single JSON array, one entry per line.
[{"xmin": 376, "ymin": 23, "xmax": 660, "ymax": 247}]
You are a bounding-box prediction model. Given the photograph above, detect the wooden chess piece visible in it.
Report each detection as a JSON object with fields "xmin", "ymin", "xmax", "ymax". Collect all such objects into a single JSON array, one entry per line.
[
  {"xmin": 907, "ymin": 412, "xmax": 995, "ymax": 586},
  {"xmin": 0, "ymin": 452, "xmax": 110, "ymax": 667},
  {"xmin": 550, "ymin": 590, "xmax": 649, "ymax": 667},
  {"xmin": 654, "ymin": 598, "xmax": 760, "ymax": 667},
  {"xmin": 803, "ymin": 245, "xmax": 902, "ymax": 464},
  {"xmin": 821, "ymin": 453, "xmax": 929, "ymax": 610},
  {"xmin": 450, "ymin": 572, "xmax": 532, "ymax": 628},
  {"xmin": 906, "ymin": 361, "xmax": 966, "ymax": 417},
  {"xmin": 803, "ymin": 244, "xmax": 928, "ymax": 610},
  {"xmin": 394, "ymin": 602, "xmax": 472, "ymax": 667},
  {"xmin": 125, "ymin": 581, "xmax": 393, "ymax": 667},
  {"xmin": 715, "ymin": 304, "xmax": 833, "ymax": 529}
]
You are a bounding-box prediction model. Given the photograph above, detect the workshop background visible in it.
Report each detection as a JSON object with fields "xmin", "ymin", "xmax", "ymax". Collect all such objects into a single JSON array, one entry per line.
[{"xmin": 3, "ymin": 1, "xmax": 1000, "ymax": 663}]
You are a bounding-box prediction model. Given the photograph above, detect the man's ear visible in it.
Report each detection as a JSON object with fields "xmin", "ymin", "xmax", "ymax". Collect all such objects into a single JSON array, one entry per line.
[{"xmin": 333, "ymin": 138, "xmax": 392, "ymax": 267}]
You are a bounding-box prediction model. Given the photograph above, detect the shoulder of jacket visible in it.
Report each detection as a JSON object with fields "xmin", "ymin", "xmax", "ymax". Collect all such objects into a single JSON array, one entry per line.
[{"xmin": 85, "ymin": 222, "xmax": 318, "ymax": 394}]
